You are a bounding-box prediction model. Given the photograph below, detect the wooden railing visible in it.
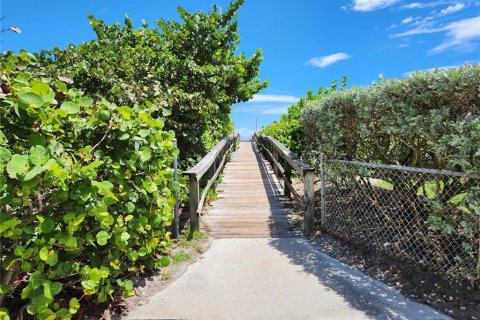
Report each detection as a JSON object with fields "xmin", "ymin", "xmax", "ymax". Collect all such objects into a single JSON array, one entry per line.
[
  {"xmin": 253, "ymin": 133, "xmax": 316, "ymax": 235},
  {"xmin": 184, "ymin": 133, "xmax": 240, "ymax": 230}
]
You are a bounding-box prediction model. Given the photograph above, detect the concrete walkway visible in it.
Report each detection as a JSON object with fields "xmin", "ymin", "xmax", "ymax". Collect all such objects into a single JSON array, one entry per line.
[{"xmin": 126, "ymin": 238, "xmax": 449, "ymax": 320}]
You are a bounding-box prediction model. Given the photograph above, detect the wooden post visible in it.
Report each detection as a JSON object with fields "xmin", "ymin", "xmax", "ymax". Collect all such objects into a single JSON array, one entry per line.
[
  {"xmin": 284, "ymin": 163, "xmax": 291, "ymax": 198},
  {"xmin": 189, "ymin": 175, "xmax": 200, "ymax": 230},
  {"xmin": 303, "ymin": 171, "xmax": 315, "ymax": 236},
  {"xmin": 320, "ymin": 153, "xmax": 326, "ymax": 226},
  {"xmin": 212, "ymin": 158, "xmax": 217, "ymax": 190},
  {"xmin": 273, "ymin": 150, "xmax": 279, "ymax": 177}
]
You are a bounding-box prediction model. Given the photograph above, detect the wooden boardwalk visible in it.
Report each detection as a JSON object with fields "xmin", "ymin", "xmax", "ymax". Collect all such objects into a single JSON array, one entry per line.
[{"xmin": 204, "ymin": 142, "xmax": 293, "ymax": 238}]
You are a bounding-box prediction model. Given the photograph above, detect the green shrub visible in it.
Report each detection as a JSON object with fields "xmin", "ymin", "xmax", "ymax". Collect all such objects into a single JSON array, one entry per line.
[
  {"xmin": 260, "ymin": 78, "xmax": 346, "ymax": 155},
  {"xmin": 39, "ymin": 0, "xmax": 267, "ymax": 164},
  {"xmin": 301, "ymin": 65, "xmax": 480, "ymax": 173},
  {"xmin": 0, "ymin": 52, "xmax": 178, "ymax": 319}
]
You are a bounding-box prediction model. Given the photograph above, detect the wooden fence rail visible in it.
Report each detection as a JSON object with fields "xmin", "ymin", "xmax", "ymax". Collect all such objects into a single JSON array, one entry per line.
[
  {"xmin": 184, "ymin": 133, "xmax": 240, "ymax": 230},
  {"xmin": 253, "ymin": 133, "xmax": 316, "ymax": 235}
]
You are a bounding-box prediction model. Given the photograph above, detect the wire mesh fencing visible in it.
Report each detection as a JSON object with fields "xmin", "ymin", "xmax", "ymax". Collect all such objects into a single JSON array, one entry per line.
[{"xmin": 321, "ymin": 158, "xmax": 480, "ymax": 284}]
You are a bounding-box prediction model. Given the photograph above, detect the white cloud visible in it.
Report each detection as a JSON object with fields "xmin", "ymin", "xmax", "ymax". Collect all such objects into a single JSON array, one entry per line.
[
  {"xmin": 401, "ymin": 1, "xmax": 448, "ymax": 9},
  {"xmin": 307, "ymin": 52, "xmax": 351, "ymax": 68},
  {"xmin": 439, "ymin": 3, "xmax": 465, "ymax": 15},
  {"xmin": 235, "ymin": 104, "xmax": 290, "ymax": 115},
  {"xmin": 393, "ymin": 24, "xmax": 441, "ymax": 37},
  {"xmin": 430, "ymin": 16, "xmax": 480, "ymax": 53},
  {"xmin": 400, "ymin": 1, "xmax": 476, "ymax": 10},
  {"xmin": 248, "ymin": 94, "xmax": 299, "ymax": 104},
  {"xmin": 390, "ymin": 1, "xmax": 478, "ymax": 53},
  {"xmin": 352, "ymin": 0, "xmax": 399, "ymax": 11},
  {"xmin": 261, "ymin": 107, "xmax": 289, "ymax": 115},
  {"xmin": 401, "ymin": 16, "xmax": 415, "ymax": 24},
  {"xmin": 402, "ymin": 2, "xmax": 425, "ymax": 9},
  {"xmin": 393, "ymin": 16, "xmax": 480, "ymax": 53}
]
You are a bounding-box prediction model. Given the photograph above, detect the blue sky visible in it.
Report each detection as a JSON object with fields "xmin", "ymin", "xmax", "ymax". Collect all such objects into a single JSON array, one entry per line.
[{"xmin": 2, "ymin": 0, "xmax": 479, "ymax": 140}]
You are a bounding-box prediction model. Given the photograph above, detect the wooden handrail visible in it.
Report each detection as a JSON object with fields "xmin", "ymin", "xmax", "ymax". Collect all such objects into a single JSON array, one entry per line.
[
  {"xmin": 185, "ymin": 133, "xmax": 240, "ymax": 230},
  {"xmin": 263, "ymin": 136, "xmax": 315, "ymax": 176},
  {"xmin": 253, "ymin": 132, "xmax": 316, "ymax": 235}
]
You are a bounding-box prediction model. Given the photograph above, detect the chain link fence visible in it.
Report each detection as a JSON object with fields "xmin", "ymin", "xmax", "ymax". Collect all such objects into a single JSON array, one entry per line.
[{"xmin": 320, "ymin": 158, "xmax": 480, "ymax": 283}]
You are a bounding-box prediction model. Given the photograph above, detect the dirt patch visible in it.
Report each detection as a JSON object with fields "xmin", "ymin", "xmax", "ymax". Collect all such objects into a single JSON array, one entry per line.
[{"xmin": 309, "ymin": 230, "xmax": 480, "ymax": 320}]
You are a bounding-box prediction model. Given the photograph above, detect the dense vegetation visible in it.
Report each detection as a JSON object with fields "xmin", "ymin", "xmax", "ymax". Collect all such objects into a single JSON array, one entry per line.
[
  {"xmin": 301, "ymin": 65, "xmax": 479, "ymax": 174},
  {"xmin": 39, "ymin": 1, "xmax": 267, "ymax": 164},
  {"xmin": 0, "ymin": 1, "xmax": 265, "ymax": 319},
  {"xmin": 259, "ymin": 77, "xmax": 346, "ymax": 155},
  {"xmin": 1, "ymin": 51, "xmax": 177, "ymax": 319}
]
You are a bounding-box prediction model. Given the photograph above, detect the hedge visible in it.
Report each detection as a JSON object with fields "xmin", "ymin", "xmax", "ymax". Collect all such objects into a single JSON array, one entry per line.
[
  {"xmin": 301, "ymin": 65, "xmax": 480, "ymax": 174},
  {"xmin": 0, "ymin": 51, "xmax": 178, "ymax": 319}
]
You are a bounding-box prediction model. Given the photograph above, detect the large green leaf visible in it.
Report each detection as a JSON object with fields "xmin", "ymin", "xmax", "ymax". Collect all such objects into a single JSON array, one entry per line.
[
  {"xmin": 6, "ymin": 154, "xmax": 29, "ymax": 179},
  {"xmin": 120, "ymin": 232, "xmax": 130, "ymax": 241},
  {"xmin": 60, "ymin": 101, "xmax": 80, "ymax": 114},
  {"xmin": 39, "ymin": 247, "xmax": 49, "ymax": 261},
  {"xmin": 69, "ymin": 298, "xmax": 80, "ymax": 314},
  {"xmin": 39, "ymin": 218, "xmax": 55, "ymax": 234},
  {"xmin": 139, "ymin": 147, "xmax": 152, "ymax": 162},
  {"xmin": 46, "ymin": 251, "xmax": 58, "ymax": 266},
  {"xmin": 160, "ymin": 256, "xmax": 170, "ymax": 267},
  {"xmin": 62, "ymin": 235, "xmax": 78, "ymax": 250},
  {"xmin": 29, "ymin": 145, "xmax": 49, "ymax": 165},
  {"xmin": 96, "ymin": 231, "xmax": 111, "ymax": 246},
  {"xmin": 0, "ymin": 147, "xmax": 12, "ymax": 163},
  {"xmin": 31, "ymin": 82, "xmax": 51, "ymax": 96},
  {"xmin": 92, "ymin": 180, "xmax": 119, "ymax": 201},
  {"xmin": 17, "ymin": 92, "xmax": 43, "ymax": 109},
  {"xmin": 0, "ymin": 219, "xmax": 20, "ymax": 234},
  {"xmin": 0, "ymin": 130, "xmax": 7, "ymax": 144},
  {"xmin": 43, "ymin": 281, "xmax": 53, "ymax": 299},
  {"xmin": 51, "ymin": 282, "xmax": 62, "ymax": 296},
  {"xmin": 24, "ymin": 165, "xmax": 47, "ymax": 181}
]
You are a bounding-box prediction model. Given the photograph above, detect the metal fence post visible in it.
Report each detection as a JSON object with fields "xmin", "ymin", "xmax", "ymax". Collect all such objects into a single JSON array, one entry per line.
[
  {"xmin": 320, "ymin": 153, "xmax": 326, "ymax": 226},
  {"xmin": 478, "ymin": 216, "xmax": 480, "ymax": 279},
  {"xmin": 173, "ymin": 138, "xmax": 180, "ymax": 239}
]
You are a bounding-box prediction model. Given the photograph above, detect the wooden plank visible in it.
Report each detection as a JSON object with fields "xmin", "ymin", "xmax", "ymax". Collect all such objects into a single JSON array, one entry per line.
[{"xmin": 203, "ymin": 141, "xmax": 293, "ymax": 238}]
